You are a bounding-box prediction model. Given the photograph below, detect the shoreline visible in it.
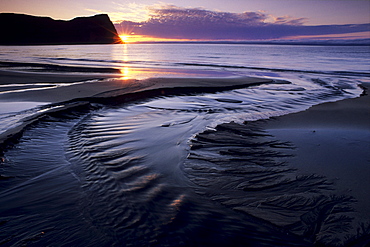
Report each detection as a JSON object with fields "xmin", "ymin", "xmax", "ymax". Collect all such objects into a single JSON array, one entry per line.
[
  {"xmin": 0, "ymin": 69, "xmax": 273, "ymax": 152},
  {"xmin": 0, "ymin": 70, "xmax": 273, "ymax": 103},
  {"xmin": 263, "ymin": 82, "xmax": 370, "ymax": 131},
  {"xmin": 0, "ymin": 69, "xmax": 369, "ymax": 245},
  {"xmin": 260, "ymin": 82, "xmax": 370, "ymax": 221},
  {"xmin": 1, "ymin": 69, "xmax": 369, "ymax": 201},
  {"xmin": 184, "ymin": 82, "xmax": 369, "ymax": 245}
]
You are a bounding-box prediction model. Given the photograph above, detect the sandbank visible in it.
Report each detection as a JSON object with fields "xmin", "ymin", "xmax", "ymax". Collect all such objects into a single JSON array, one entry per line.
[
  {"xmin": 0, "ymin": 70, "xmax": 128, "ymax": 102},
  {"xmin": 261, "ymin": 82, "xmax": 370, "ymax": 218},
  {"xmin": 0, "ymin": 70, "xmax": 272, "ymax": 103}
]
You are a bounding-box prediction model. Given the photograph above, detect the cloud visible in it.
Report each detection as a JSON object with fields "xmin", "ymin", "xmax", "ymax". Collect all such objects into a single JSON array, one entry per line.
[
  {"xmin": 86, "ymin": 2, "xmax": 152, "ymax": 23},
  {"xmin": 114, "ymin": 5, "xmax": 370, "ymax": 40},
  {"xmin": 271, "ymin": 15, "xmax": 308, "ymax": 26}
]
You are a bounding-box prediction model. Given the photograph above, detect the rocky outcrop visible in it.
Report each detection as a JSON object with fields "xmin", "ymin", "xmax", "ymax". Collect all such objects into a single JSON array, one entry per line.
[{"xmin": 0, "ymin": 13, "xmax": 122, "ymax": 45}]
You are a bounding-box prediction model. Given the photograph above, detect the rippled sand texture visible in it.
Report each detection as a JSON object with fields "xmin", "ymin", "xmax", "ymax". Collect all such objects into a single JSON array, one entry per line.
[
  {"xmin": 0, "ymin": 73, "xmax": 369, "ymax": 246},
  {"xmin": 185, "ymin": 122, "xmax": 367, "ymax": 246},
  {"xmin": 1, "ymin": 100, "xmax": 368, "ymax": 246},
  {"xmin": 1, "ymin": 111, "xmax": 367, "ymax": 246}
]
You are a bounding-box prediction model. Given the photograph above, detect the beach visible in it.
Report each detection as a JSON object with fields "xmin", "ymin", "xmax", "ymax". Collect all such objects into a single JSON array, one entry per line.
[
  {"xmin": 1, "ymin": 70, "xmax": 369, "ymax": 246},
  {"xmin": 2, "ymin": 0, "xmax": 370, "ymax": 243},
  {"xmin": 0, "ymin": 70, "xmax": 273, "ymax": 103},
  {"xmin": 0, "ymin": 44, "xmax": 369, "ymax": 246},
  {"xmin": 183, "ymin": 82, "xmax": 370, "ymax": 245},
  {"xmin": 263, "ymin": 82, "xmax": 370, "ymax": 224},
  {"xmin": 0, "ymin": 69, "xmax": 272, "ymax": 147}
]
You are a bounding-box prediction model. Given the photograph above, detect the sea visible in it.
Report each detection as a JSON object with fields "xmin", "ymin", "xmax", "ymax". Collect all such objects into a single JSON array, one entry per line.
[{"xmin": 0, "ymin": 43, "xmax": 369, "ymax": 246}]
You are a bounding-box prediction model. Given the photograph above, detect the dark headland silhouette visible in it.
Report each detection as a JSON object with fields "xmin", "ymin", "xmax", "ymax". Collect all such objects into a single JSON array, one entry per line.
[{"xmin": 0, "ymin": 13, "xmax": 122, "ymax": 45}]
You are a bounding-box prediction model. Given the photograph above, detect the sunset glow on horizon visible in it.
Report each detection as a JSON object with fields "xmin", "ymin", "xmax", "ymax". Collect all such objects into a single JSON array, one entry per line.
[
  {"xmin": 1, "ymin": 0, "xmax": 369, "ymax": 42},
  {"xmin": 119, "ymin": 34, "xmax": 202, "ymax": 43}
]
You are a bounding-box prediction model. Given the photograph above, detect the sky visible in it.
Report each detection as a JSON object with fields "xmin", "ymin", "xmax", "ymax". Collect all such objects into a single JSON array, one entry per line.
[{"xmin": 1, "ymin": 0, "xmax": 370, "ymax": 42}]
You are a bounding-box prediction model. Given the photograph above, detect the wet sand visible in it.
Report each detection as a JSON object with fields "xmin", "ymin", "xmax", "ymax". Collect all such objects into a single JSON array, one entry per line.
[
  {"xmin": 183, "ymin": 82, "xmax": 370, "ymax": 245},
  {"xmin": 1, "ymin": 70, "xmax": 368, "ymax": 192},
  {"xmin": 0, "ymin": 70, "xmax": 135, "ymax": 102},
  {"xmin": 0, "ymin": 70, "xmax": 272, "ymax": 102},
  {"xmin": 1, "ymin": 69, "xmax": 369, "ymax": 245},
  {"xmin": 261, "ymin": 82, "xmax": 370, "ymax": 221},
  {"xmin": 0, "ymin": 69, "xmax": 273, "ymax": 155},
  {"xmin": 263, "ymin": 82, "xmax": 370, "ymax": 130}
]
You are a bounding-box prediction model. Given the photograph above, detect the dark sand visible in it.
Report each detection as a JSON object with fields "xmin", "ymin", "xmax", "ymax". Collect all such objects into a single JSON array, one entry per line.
[
  {"xmin": 261, "ymin": 82, "xmax": 370, "ymax": 219},
  {"xmin": 183, "ymin": 83, "xmax": 369, "ymax": 245}
]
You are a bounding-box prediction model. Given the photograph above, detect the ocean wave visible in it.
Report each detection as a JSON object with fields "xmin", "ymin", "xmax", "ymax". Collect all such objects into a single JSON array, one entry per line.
[
  {"xmin": 176, "ymin": 62, "xmax": 370, "ymax": 77},
  {"xmin": 4, "ymin": 58, "xmax": 369, "ymax": 79},
  {"xmin": 0, "ymin": 79, "xmax": 102, "ymax": 95}
]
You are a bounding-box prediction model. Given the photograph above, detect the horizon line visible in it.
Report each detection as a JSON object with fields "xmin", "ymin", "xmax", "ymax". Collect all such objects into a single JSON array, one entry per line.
[{"xmin": 120, "ymin": 39, "xmax": 370, "ymax": 46}]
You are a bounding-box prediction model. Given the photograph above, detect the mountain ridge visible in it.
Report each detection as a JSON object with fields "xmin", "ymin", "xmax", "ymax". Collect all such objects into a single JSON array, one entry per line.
[{"xmin": 0, "ymin": 13, "xmax": 122, "ymax": 45}]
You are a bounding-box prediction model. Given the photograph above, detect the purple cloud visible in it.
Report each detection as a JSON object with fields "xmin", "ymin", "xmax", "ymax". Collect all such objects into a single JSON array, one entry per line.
[{"xmin": 114, "ymin": 6, "xmax": 370, "ymax": 40}]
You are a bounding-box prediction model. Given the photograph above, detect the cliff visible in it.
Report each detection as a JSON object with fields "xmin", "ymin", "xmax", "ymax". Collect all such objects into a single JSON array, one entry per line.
[{"xmin": 0, "ymin": 13, "xmax": 122, "ymax": 45}]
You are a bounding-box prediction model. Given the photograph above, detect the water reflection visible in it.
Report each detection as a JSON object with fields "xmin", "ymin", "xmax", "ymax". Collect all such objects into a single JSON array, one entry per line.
[
  {"xmin": 112, "ymin": 44, "xmax": 237, "ymax": 79},
  {"xmin": 120, "ymin": 67, "xmax": 131, "ymax": 80}
]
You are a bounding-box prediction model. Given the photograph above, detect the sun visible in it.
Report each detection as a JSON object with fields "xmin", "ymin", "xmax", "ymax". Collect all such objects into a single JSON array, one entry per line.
[{"xmin": 119, "ymin": 35, "xmax": 130, "ymax": 43}]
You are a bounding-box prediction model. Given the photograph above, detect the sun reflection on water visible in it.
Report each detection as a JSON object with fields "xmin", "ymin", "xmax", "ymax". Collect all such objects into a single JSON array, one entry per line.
[
  {"xmin": 112, "ymin": 43, "xmax": 236, "ymax": 80},
  {"xmin": 120, "ymin": 67, "xmax": 131, "ymax": 80}
]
